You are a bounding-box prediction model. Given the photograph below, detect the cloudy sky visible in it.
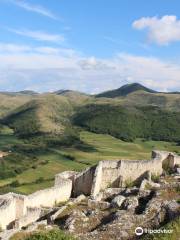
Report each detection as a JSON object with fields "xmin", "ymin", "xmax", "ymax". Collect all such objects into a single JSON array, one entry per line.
[{"xmin": 0, "ymin": 0, "xmax": 180, "ymax": 93}]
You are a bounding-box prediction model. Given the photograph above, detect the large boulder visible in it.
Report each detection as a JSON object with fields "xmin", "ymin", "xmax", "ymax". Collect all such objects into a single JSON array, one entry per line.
[{"xmin": 111, "ymin": 195, "xmax": 126, "ymax": 208}]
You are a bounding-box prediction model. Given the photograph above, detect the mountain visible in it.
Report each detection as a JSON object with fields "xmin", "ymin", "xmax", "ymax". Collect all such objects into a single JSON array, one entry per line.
[
  {"xmin": 96, "ymin": 83, "xmax": 157, "ymax": 98},
  {"xmin": 1, "ymin": 83, "xmax": 180, "ymax": 142},
  {"xmin": 0, "ymin": 90, "xmax": 38, "ymax": 96},
  {"xmin": 54, "ymin": 89, "xmax": 88, "ymax": 97}
]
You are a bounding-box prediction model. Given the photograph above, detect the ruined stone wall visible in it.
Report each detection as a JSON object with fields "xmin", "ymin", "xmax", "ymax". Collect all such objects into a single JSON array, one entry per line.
[
  {"xmin": 55, "ymin": 171, "xmax": 77, "ymax": 187},
  {"xmin": 91, "ymin": 162, "xmax": 103, "ymax": 198},
  {"xmin": 14, "ymin": 207, "xmax": 41, "ymax": 229},
  {"xmin": 174, "ymin": 155, "xmax": 180, "ymax": 166},
  {"xmin": 0, "ymin": 150, "xmax": 179, "ymax": 230},
  {"xmin": 0, "ymin": 178, "xmax": 72, "ymax": 229},
  {"xmin": 91, "ymin": 151, "xmax": 176, "ymax": 197},
  {"xmin": 73, "ymin": 166, "xmax": 96, "ymax": 197},
  {"xmin": 0, "ymin": 196, "xmax": 16, "ymax": 230},
  {"xmin": 0, "ymin": 193, "xmax": 27, "ymax": 230},
  {"xmin": 26, "ymin": 179, "xmax": 72, "ymax": 208}
]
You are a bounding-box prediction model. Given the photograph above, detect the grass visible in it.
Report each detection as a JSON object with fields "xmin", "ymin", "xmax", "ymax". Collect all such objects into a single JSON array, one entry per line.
[
  {"xmin": 10, "ymin": 229, "xmax": 77, "ymax": 240},
  {"xmin": 0, "ymin": 130, "xmax": 179, "ymax": 194},
  {"xmin": 141, "ymin": 217, "xmax": 180, "ymax": 240}
]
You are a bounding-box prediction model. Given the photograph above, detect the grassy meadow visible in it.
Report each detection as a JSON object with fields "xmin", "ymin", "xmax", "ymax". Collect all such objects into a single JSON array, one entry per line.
[{"xmin": 0, "ymin": 130, "xmax": 179, "ymax": 194}]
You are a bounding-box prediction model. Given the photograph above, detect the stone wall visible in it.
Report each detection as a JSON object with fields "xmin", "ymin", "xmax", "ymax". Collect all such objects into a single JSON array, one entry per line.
[
  {"xmin": 91, "ymin": 150, "xmax": 180, "ymax": 197},
  {"xmin": 0, "ymin": 196, "xmax": 16, "ymax": 230},
  {"xmin": 0, "ymin": 150, "xmax": 180, "ymax": 230},
  {"xmin": 0, "ymin": 178, "xmax": 72, "ymax": 230},
  {"xmin": 14, "ymin": 207, "xmax": 41, "ymax": 229},
  {"xmin": 26, "ymin": 179, "xmax": 72, "ymax": 208},
  {"xmin": 0, "ymin": 193, "xmax": 26, "ymax": 230},
  {"xmin": 73, "ymin": 166, "xmax": 96, "ymax": 197},
  {"xmin": 55, "ymin": 171, "xmax": 77, "ymax": 187}
]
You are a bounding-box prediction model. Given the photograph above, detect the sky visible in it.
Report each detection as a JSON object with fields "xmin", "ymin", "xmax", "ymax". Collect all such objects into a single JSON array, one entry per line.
[{"xmin": 0, "ymin": 0, "xmax": 180, "ymax": 93}]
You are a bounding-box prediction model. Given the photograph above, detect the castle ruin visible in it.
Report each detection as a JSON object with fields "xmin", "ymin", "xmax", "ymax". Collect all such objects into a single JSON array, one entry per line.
[{"xmin": 0, "ymin": 150, "xmax": 180, "ymax": 231}]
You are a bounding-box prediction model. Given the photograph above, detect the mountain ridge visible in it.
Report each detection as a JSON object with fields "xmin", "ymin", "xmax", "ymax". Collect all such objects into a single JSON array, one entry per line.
[{"xmin": 96, "ymin": 83, "xmax": 157, "ymax": 98}]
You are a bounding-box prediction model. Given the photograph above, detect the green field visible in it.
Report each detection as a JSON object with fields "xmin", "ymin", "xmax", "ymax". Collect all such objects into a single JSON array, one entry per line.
[{"xmin": 0, "ymin": 131, "xmax": 179, "ymax": 194}]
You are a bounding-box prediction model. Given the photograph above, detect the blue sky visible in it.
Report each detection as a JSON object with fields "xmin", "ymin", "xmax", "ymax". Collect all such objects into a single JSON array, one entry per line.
[{"xmin": 0, "ymin": 0, "xmax": 180, "ymax": 93}]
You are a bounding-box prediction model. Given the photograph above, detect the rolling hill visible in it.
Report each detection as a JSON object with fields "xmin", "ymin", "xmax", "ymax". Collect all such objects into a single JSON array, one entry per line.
[
  {"xmin": 1, "ymin": 94, "xmax": 75, "ymax": 137},
  {"xmin": 1, "ymin": 83, "xmax": 180, "ymax": 141},
  {"xmin": 0, "ymin": 93, "xmax": 35, "ymax": 118},
  {"xmin": 73, "ymin": 103, "xmax": 180, "ymax": 142}
]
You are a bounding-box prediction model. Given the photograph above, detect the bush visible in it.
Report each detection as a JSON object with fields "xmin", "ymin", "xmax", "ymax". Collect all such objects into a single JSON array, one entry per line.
[
  {"xmin": 62, "ymin": 154, "xmax": 75, "ymax": 161},
  {"xmin": 124, "ymin": 178, "xmax": 135, "ymax": 188},
  {"xmin": 35, "ymin": 177, "xmax": 45, "ymax": 184},
  {"xmin": 23, "ymin": 229, "xmax": 76, "ymax": 240},
  {"xmin": 10, "ymin": 180, "xmax": 21, "ymax": 187},
  {"xmin": 151, "ymin": 174, "xmax": 160, "ymax": 183}
]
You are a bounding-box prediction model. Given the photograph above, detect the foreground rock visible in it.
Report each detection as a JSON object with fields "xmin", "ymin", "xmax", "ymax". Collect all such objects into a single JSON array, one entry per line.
[{"xmin": 111, "ymin": 195, "xmax": 126, "ymax": 208}]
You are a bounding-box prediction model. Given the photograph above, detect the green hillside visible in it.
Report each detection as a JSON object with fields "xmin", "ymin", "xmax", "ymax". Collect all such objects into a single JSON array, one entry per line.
[
  {"xmin": 0, "ymin": 93, "xmax": 34, "ymax": 118},
  {"xmin": 122, "ymin": 91, "xmax": 180, "ymax": 111},
  {"xmin": 73, "ymin": 103, "xmax": 180, "ymax": 142},
  {"xmin": 2, "ymin": 95, "xmax": 74, "ymax": 137}
]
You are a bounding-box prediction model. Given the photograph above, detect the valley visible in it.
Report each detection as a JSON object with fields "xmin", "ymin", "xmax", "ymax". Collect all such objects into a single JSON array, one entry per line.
[{"xmin": 0, "ymin": 83, "xmax": 180, "ymax": 195}]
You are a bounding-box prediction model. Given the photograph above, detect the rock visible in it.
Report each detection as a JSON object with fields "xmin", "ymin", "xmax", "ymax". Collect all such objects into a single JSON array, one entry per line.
[
  {"xmin": 64, "ymin": 210, "xmax": 88, "ymax": 232},
  {"xmin": 68, "ymin": 194, "xmax": 86, "ymax": 206},
  {"xmin": 151, "ymin": 182, "xmax": 161, "ymax": 188},
  {"xmin": 111, "ymin": 195, "xmax": 126, "ymax": 208},
  {"xmin": 99, "ymin": 188, "xmax": 124, "ymax": 201},
  {"xmin": 83, "ymin": 209, "xmax": 99, "ymax": 216},
  {"xmin": 146, "ymin": 171, "xmax": 152, "ymax": 181},
  {"xmin": 124, "ymin": 187, "xmax": 139, "ymax": 196},
  {"xmin": 50, "ymin": 205, "xmax": 67, "ymax": 222},
  {"xmin": 123, "ymin": 196, "xmax": 139, "ymax": 211},
  {"xmin": 165, "ymin": 200, "xmax": 180, "ymax": 220},
  {"xmin": 176, "ymin": 168, "xmax": 180, "ymax": 175},
  {"xmin": 26, "ymin": 220, "xmax": 47, "ymax": 231},
  {"xmin": 138, "ymin": 190, "xmax": 151, "ymax": 198},
  {"xmin": 73, "ymin": 194, "xmax": 86, "ymax": 204},
  {"xmin": 140, "ymin": 179, "xmax": 149, "ymax": 190},
  {"xmin": 88, "ymin": 199, "xmax": 110, "ymax": 210},
  {"xmin": 140, "ymin": 179, "xmax": 160, "ymax": 191},
  {"xmin": 0, "ymin": 229, "xmax": 18, "ymax": 240},
  {"xmin": 94, "ymin": 192, "xmax": 104, "ymax": 201}
]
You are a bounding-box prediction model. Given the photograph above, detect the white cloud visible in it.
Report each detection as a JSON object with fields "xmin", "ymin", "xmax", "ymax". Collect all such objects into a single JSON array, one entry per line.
[
  {"xmin": 0, "ymin": 43, "xmax": 180, "ymax": 92},
  {"xmin": 8, "ymin": 28, "xmax": 65, "ymax": 43},
  {"xmin": 133, "ymin": 15, "xmax": 180, "ymax": 45},
  {"xmin": 0, "ymin": 43, "xmax": 76, "ymax": 56},
  {"xmin": 0, "ymin": 43, "xmax": 31, "ymax": 53},
  {"xmin": 11, "ymin": 0, "xmax": 58, "ymax": 20}
]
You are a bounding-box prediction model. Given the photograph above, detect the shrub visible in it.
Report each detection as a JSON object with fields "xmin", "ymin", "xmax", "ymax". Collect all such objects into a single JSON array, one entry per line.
[
  {"xmin": 10, "ymin": 180, "xmax": 21, "ymax": 187},
  {"xmin": 35, "ymin": 177, "xmax": 45, "ymax": 184},
  {"xmin": 151, "ymin": 174, "xmax": 160, "ymax": 183},
  {"xmin": 24, "ymin": 229, "xmax": 77, "ymax": 240},
  {"xmin": 124, "ymin": 178, "xmax": 135, "ymax": 188},
  {"xmin": 62, "ymin": 154, "xmax": 75, "ymax": 161}
]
